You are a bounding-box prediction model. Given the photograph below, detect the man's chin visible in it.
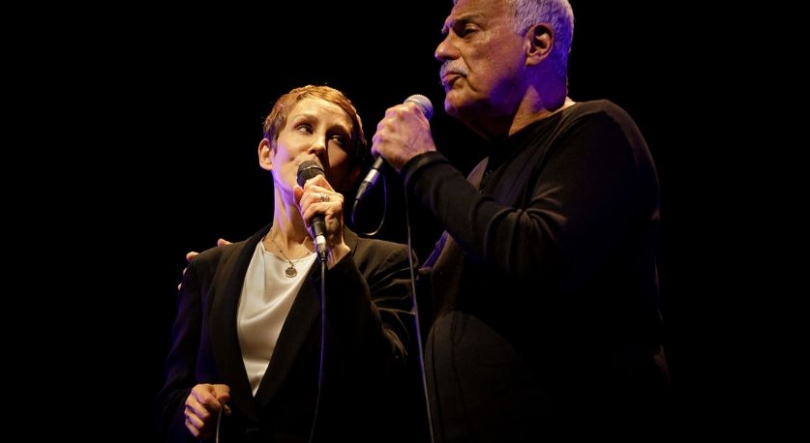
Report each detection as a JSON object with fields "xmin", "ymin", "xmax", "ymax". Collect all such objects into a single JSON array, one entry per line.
[{"xmin": 443, "ymin": 92, "xmax": 465, "ymax": 118}]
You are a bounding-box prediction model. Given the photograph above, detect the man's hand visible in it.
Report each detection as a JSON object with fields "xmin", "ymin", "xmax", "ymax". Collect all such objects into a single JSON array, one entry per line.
[{"xmin": 178, "ymin": 238, "xmax": 233, "ymax": 291}]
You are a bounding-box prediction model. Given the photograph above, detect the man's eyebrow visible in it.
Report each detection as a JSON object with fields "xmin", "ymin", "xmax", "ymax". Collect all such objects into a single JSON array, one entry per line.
[{"xmin": 442, "ymin": 13, "xmax": 485, "ymax": 34}]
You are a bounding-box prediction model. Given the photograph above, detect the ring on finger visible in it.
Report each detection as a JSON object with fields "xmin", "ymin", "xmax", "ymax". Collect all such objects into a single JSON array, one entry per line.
[{"xmin": 320, "ymin": 193, "xmax": 329, "ymax": 202}]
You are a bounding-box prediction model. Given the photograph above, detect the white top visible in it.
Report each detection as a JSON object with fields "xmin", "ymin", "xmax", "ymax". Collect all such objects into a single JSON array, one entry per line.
[{"xmin": 237, "ymin": 240, "xmax": 317, "ymax": 395}]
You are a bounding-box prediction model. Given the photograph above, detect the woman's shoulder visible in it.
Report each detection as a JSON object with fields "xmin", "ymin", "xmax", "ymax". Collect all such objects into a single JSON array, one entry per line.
[{"xmin": 192, "ymin": 228, "xmax": 267, "ymax": 269}]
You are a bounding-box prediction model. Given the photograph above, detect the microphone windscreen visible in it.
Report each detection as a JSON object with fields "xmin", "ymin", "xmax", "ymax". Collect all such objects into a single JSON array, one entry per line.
[
  {"xmin": 297, "ymin": 159, "xmax": 325, "ymax": 187},
  {"xmin": 404, "ymin": 94, "xmax": 434, "ymax": 121}
]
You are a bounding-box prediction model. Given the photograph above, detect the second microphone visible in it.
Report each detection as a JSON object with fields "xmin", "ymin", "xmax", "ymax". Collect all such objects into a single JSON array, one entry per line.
[{"xmin": 354, "ymin": 94, "xmax": 434, "ymax": 204}]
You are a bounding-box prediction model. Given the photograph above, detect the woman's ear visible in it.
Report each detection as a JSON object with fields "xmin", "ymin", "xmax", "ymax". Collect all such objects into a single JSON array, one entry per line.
[{"xmin": 258, "ymin": 138, "xmax": 273, "ymax": 171}]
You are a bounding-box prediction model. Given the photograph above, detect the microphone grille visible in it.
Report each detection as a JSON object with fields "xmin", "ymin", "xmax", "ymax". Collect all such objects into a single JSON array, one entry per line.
[
  {"xmin": 296, "ymin": 159, "xmax": 325, "ymax": 187},
  {"xmin": 404, "ymin": 94, "xmax": 433, "ymax": 121}
]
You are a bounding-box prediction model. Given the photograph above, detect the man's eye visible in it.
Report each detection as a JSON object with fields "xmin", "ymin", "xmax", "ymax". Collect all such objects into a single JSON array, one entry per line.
[{"xmin": 460, "ymin": 26, "xmax": 478, "ymax": 37}]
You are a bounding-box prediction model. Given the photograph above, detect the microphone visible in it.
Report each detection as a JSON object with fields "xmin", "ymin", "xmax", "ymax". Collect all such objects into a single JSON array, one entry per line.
[
  {"xmin": 354, "ymin": 94, "xmax": 433, "ymax": 204},
  {"xmin": 297, "ymin": 159, "xmax": 328, "ymax": 261}
]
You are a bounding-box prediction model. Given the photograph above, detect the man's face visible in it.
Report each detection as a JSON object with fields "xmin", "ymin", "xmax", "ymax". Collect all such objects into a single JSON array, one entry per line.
[{"xmin": 435, "ymin": 0, "xmax": 527, "ymax": 121}]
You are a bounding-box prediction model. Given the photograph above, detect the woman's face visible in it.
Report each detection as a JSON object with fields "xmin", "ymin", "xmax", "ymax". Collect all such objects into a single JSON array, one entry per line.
[{"xmin": 263, "ymin": 97, "xmax": 358, "ymax": 194}]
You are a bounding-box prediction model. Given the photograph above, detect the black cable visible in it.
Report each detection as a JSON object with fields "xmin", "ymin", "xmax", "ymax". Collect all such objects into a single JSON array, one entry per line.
[
  {"xmin": 403, "ymin": 187, "xmax": 435, "ymax": 443},
  {"xmin": 351, "ymin": 168, "xmax": 435, "ymax": 442},
  {"xmin": 215, "ymin": 403, "xmax": 224, "ymax": 443},
  {"xmin": 351, "ymin": 175, "xmax": 387, "ymax": 236},
  {"xmin": 308, "ymin": 257, "xmax": 328, "ymax": 443},
  {"xmin": 309, "ymin": 257, "xmax": 326, "ymax": 443}
]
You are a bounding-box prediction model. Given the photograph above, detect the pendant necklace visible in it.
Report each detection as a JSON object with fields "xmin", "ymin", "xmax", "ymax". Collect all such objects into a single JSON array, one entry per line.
[{"xmin": 268, "ymin": 229, "xmax": 308, "ymax": 278}]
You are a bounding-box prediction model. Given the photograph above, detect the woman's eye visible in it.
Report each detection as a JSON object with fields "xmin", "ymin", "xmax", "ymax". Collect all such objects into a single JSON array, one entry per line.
[{"xmin": 331, "ymin": 135, "xmax": 347, "ymax": 147}]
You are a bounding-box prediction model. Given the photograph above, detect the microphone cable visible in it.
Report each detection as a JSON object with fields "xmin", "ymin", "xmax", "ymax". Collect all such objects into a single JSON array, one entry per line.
[
  {"xmin": 351, "ymin": 174, "xmax": 435, "ymax": 443},
  {"xmin": 349, "ymin": 93, "xmax": 435, "ymax": 441},
  {"xmin": 215, "ymin": 403, "xmax": 224, "ymax": 443},
  {"xmin": 308, "ymin": 253, "xmax": 328, "ymax": 443},
  {"xmin": 402, "ymin": 187, "xmax": 435, "ymax": 443},
  {"xmin": 350, "ymin": 172, "xmax": 388, "ymax": 236}
]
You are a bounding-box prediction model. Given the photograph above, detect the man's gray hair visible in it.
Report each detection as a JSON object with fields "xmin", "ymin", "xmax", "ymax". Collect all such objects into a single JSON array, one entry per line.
[{"xmin": 509, "ymin": 0, "xmax": 574, "ymax": 80}]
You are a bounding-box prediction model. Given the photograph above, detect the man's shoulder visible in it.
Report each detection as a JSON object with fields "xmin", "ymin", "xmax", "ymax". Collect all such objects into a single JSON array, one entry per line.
[
  {"xmin": 355, "ymin": 235, "xmax": 409, "ymax": 253},
  {"xmin": 353, "ymin": 234, "xmax": 414, "ymax": 265},
  {"xmin": 572, "ymin": 99, "xmax": 629, "ymax": 117}
]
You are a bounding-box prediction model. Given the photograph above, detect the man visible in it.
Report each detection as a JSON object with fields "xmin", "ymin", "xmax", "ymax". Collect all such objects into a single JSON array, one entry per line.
[{"xmin": 372, "ymin": 0, "xmax": 671, "ymax": 440}]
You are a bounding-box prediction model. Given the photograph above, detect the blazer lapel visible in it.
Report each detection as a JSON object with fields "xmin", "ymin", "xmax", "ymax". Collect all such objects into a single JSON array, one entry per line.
[
  {"xmin": 254, "ymin": 264, "xmax": 321, "ymax": 405},
  {"xmin": 253, "ymin": 230, "xmax": 358, "ymax": 406},
  {"xmin": 210, "ymin": 227, "xmax": 270, "ymax": 422}
]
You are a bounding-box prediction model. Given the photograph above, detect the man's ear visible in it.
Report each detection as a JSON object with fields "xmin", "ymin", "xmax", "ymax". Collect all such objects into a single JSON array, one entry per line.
[
  {"xmin": 525, "ymin": 23, "xmax": 553, "ymax": 67},
  {"xmin": 258, "ymin": 138, "xmax": 273, "ymax": 171}
]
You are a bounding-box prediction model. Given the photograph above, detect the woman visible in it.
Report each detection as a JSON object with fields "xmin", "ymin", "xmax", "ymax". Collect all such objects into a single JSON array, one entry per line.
[{"xmin": 155, "ymin": 85, "xmax": 424, "ymax": 442}]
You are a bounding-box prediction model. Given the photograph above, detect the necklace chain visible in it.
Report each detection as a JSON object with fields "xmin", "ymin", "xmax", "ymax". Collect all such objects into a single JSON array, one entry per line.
[{"xmin": 268, "ymin": 229, "xmax": 308, "ymax": 278}]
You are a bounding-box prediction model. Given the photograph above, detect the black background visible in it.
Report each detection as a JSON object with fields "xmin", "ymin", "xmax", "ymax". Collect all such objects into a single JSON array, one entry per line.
[{"xmin": 102, "ymin": 2, "xmax": 729, "ymax": 439}]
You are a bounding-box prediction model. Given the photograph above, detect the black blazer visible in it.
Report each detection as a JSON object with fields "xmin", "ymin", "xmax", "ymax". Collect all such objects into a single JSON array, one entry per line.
[{"xmin": 155, "ymin": 225, "xmax": 427, "ymax": 442}]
